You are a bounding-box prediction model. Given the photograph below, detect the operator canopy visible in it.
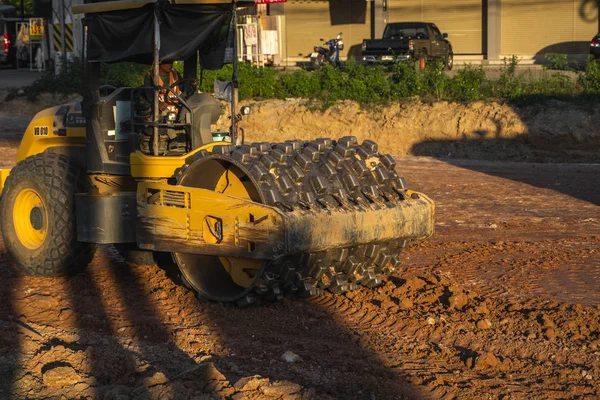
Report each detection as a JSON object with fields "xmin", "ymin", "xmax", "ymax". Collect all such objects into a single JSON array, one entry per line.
[{"xmin": 77, "ymin": 0, "xmax": 252, "ymax": 69}]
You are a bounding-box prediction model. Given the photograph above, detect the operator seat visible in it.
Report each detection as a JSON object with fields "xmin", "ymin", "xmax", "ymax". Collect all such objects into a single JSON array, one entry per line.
[{"xmin": 186, "ymin": 93, "xmax": 222, "ymax": 149}]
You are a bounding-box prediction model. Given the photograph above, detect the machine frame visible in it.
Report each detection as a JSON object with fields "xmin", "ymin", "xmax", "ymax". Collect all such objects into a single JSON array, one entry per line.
[{"xmin": 0, "ymin": 0, "xmax": 435, "ymax": 304}]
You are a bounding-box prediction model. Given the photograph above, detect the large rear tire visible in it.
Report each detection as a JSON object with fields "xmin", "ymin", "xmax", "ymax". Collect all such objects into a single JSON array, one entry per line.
[{"xmin": 0, "ymin": 153, "xmax": 96, "ymax": 276}]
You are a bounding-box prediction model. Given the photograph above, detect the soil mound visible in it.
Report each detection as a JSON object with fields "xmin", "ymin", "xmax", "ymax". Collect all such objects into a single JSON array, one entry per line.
[
  {"xmin": 3, "ymin": 96, "xmax": 599, "ymax": 162},
  {"xmin": 224, "ymin": 99, "xmax": 600, "ymax": 163}
]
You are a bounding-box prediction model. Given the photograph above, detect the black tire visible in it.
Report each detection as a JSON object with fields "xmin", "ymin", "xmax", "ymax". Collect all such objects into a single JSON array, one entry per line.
[
  {"xmin": 312, "ymin": 54, "xmax": 324, "ymax": 71},
  {"xmin": 114, "ymin": 243, "xmax": 158, "ymax": 266},
  {"xmin": 445, "ymin": 52, "xmax": 454, "ymax": 71},
  {"xmin": 0, "ymin": 152, "xmax": 96, "ymax": 276}
]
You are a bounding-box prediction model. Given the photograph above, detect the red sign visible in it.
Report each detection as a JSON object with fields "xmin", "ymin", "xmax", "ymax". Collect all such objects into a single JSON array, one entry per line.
[{"xmin": 254, "ymin": 0, "xmax": 287, "ymax": 4}]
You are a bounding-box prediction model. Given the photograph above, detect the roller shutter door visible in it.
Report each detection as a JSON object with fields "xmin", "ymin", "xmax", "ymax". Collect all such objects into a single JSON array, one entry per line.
[
  {"xmin": 502, "ymin": 0, "xmax": 598, "ymax": 55},
  {"xmin": 389, "ymin": 0, "xmax": 483, "ymax": 54},
  {"xmin": 388, "ymin": 0, "xmax": 421, "ymax": 22},
  {"xmin": 284, "ymin": 0, "xmax": 371, "ymax": 59}
]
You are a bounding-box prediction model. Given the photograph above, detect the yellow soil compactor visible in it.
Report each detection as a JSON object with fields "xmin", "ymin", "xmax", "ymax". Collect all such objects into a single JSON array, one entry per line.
[{"xmin": 0, "ymin": 0, "xmax": 434, "ymax": 304}]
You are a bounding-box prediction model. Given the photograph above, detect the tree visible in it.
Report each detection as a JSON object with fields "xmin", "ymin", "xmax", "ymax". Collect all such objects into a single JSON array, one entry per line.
[{"xmin": 0, "ymin": 0, "xmax": 34, "ymax": 17}]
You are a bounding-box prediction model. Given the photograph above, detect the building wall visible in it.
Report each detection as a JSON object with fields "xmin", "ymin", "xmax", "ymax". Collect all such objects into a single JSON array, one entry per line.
[
  {"xmin": 283, "ymin": 0, "xmax": 371, "ymax": 61},
  {"xmin": 278, "ymin": 0, "xmax": 599, "ymax": 64},
  {"xmin": 501, "ymin": 0, "xmax": 598, "ymax": 56}
]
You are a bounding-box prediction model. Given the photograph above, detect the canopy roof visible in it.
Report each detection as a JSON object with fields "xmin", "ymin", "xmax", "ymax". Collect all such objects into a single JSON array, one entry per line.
[
  {"xmin": 73, "ymin": 0, "xmax": 255, "ymax": 15},
  {"xmin": 76, "ymin": 0, "xmax": 252, "ymax": 67}
]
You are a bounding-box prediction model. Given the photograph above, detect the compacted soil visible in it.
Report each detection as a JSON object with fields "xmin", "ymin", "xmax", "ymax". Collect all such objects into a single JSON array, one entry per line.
[{"xmin": 0, "ymin": 99, "xmax": 599, "ymax": 399}]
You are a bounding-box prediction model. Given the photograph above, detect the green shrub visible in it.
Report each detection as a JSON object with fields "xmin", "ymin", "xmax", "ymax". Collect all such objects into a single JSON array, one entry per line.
[
  {"xmin": 540, "ymin": 72, "xmax": 576, "ymax": 95},
  {"xmin": 450, "ymin": 64, "xmax": 487, "ymax": 102},
  {"xmin": 419, "ymin": 60, "xmax": 448, "ymax": 101},
  {"xmin": 200, "ymin": 63, "xmax": 282, "ymax": 100},
  {"xmin": 239, "ymin": 65, "xmax": 279, "ymax": 98},
  {"xmin": 14, "ymin": 54, "xmax": 600, "ymax": 107},
  {"xmin": 343, "ymin": 59, "xmax": 368, "ymax": 102},
  {"xmin": 581, "ymin": 55, "xmax": 600, "ymax": 94},
  {"xmin": 278, "ymin": 70, "xmax": 321, "ymax": 98},
  {"xmin": 343, "ymin": 59, "xmax": 391, "ymax": 104},
  {"xmin": 391, "ymin": 60, "xmax": 421, "ymax": 98},
  {"xmin": 101, "ymin": 62, "xmax": 148, "ymax": 87},
  {"xmin": 362, "ymin": 66, "xmax": 393, "ymax": 104},
  {"xmin": 319, "ymin": 63, "xmax": 348, "ymax": 99},
  {"xmin": 544, "ymin": 53, "xmax": 569, "ymax": 71},
  {"xmin": 199, "ymin": 64, "xmax": 235, "ymax": 93},
  {"xmin": 493, "ymin": 55, "xmax": 522, "ymax": 98}
]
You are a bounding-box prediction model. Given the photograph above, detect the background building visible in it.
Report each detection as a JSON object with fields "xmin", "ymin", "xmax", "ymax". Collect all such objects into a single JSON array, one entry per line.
[
  {"xmin": 8, "ymin": 0, "xmax": 599, "ymax": 68},
  {"xmin": 269, "ymin": 0, "xmax": 600, "ymax": 66}
]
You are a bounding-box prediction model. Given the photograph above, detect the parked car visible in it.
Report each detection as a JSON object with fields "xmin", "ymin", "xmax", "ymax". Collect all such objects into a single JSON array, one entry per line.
[
  {"xmin": 591, "ymin": 33, "xmax": 600, "ymax": 60},
  {"xmin": 362, "ymin": 22, "xmax": 453, "ymax": 70}
]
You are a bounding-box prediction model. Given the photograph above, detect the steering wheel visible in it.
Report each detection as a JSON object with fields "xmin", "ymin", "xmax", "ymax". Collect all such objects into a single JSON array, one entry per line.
[
  {"xmin": 99, "ymin": 84, "xmax": 117, "ymax": 97},
  {"xmin": 167, "ymin": 78, "xmax": 198, "ymax": 103}
]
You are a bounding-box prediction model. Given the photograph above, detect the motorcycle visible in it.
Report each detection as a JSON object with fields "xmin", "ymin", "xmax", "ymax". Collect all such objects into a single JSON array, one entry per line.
[{"xmin": 310, "ymin": 32, "xmax": 344, "ymax": 70}]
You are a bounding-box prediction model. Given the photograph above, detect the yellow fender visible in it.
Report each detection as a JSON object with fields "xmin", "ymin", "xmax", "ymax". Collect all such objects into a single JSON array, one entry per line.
[
  {"xmin": 1, "ymin": 104, "xmax": 86, "ymax": 194},
  {"xmin": 16, "ymin": 106, "xmax": 85, "ymax": 162},
  {"xmin": 0, "ymin": 168, "xmax": 10, "ymax": 195}
]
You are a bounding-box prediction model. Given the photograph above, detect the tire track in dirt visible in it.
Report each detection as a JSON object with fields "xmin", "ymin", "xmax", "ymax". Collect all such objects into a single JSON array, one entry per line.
[
  {"xmin": 406, "ymin": 238, "xmax": 600, "ymax": 305},
  {"xmin": 308, "ymin": 269, "xmax": 600, "ymax": 399}
]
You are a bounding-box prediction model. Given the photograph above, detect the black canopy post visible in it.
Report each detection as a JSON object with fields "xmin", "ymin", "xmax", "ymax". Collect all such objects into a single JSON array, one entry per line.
[
  {"xmin": 183, "ymin": 51, "xmax": 198, "ymax": 81},
  {"xmin": 153, "ymin": 5, "xmax": 160, "ymax": 156},
  {"xmin": 231, "ymin": 6, "xmax": 238, "ymax": 145}
]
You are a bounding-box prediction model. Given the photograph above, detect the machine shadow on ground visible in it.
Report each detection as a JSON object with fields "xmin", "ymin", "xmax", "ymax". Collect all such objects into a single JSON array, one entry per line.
[
  {"xmin": 0, "ymin": 247, "xmax": 19, "ymax": 399},
  {"xmin": 66, "ymin": 250, "xmax": 202, "ymax": 399},
  {"xmin": 0, "ymin": 239, "xmax": 426, "ymax": 399},
  {"xmin": 126, "ymin": 253, "xmax": 425, "ymax": 399}
]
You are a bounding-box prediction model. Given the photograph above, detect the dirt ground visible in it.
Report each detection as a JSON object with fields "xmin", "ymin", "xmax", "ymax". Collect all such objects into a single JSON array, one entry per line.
[{"xmin": 0, "ymin": 99, "xmax": 599, "ymax": 399}]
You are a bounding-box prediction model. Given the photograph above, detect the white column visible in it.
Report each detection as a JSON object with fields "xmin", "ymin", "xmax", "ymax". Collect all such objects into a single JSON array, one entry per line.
[{"xmin": 486, "ymin": 0, "xmax": 501, "ymax": 61}]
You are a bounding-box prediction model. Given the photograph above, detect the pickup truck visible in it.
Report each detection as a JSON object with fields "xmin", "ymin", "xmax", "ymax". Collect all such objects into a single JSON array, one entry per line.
[{"xmin": 362, "ymin": 22, "xmax": 453, "ymax": 70}]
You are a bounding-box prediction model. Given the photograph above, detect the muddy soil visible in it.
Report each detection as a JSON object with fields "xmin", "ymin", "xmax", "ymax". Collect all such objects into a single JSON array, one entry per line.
[{"xmin": 0, "ymin": 100, "xmax": 599, "ymax": 399}]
